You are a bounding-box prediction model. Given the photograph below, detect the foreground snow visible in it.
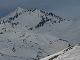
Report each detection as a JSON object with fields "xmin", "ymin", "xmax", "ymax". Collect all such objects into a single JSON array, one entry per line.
[{"xmin": 41, "ymin": 44, "xmax": 80, "ymax": 60}]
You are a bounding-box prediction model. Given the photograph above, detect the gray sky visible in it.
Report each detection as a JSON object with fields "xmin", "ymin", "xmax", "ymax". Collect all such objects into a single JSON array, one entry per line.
[{"xmin": 0, "ymin": 0, "xmax": 80, "ymax": 20}]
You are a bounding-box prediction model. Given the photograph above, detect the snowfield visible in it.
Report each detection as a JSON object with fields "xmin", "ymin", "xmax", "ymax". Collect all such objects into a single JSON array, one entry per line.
[{"xmin": 0, "ymin": 31, "xmax": 69, "ymax": 60}]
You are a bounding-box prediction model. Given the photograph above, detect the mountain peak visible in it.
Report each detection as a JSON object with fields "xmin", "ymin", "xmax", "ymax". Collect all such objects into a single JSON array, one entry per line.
[
  {"xmin": 0, "ymin": 7, "xmax": 65, "ymax": 29},
  {"xmin": 17, "ymin": 7, "xmax": 23, "ymax": 9},
  {"xmin": 15, "ymin": 7, "xmax": 26, "ymax": 13}
]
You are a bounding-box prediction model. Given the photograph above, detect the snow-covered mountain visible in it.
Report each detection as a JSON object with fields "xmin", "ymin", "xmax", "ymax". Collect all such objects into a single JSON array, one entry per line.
[
  {"xmin": 0, "ymin": 7, "xmax": 80, "ymax": 60},
  {"xmin": 1, "ymin": 7, "xmax": 79, "ymax": 45},
  {"xmin": 41, "ymin": 44, "xmax": 80, "ymax": 60}
]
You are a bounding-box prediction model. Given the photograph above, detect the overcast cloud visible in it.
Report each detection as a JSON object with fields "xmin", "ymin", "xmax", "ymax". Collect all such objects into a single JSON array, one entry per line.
[{"xmin": 0, "ymin": 0, "xmax": 80, "ymax": 20}]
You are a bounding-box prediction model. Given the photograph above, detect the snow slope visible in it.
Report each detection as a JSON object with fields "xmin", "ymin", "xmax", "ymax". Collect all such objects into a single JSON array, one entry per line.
[
  {"xmin": 0, "ymin": 30, "xmax": 70, "ymax": 60},
  {"xmin": 41, "ymin": 44, "xmax": 80, "ymax": 60}
]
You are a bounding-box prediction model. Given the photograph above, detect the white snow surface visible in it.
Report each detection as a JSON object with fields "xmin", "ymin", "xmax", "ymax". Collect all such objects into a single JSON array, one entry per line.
[{"xmin": 41, "ymin": 44, "xmax": 80, "ymax": 60}]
